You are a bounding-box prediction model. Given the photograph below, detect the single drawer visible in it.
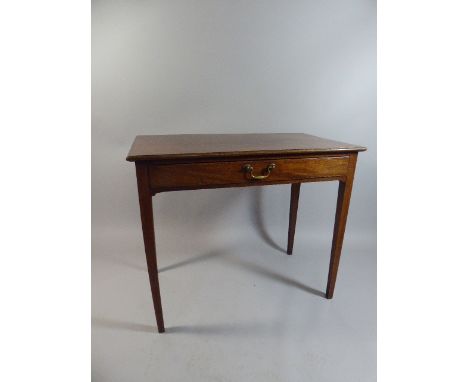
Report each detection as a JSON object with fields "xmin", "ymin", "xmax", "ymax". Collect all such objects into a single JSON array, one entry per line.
[{"xmin": 149, "ymin": 156, "xmax": 349, "ymax": 191}]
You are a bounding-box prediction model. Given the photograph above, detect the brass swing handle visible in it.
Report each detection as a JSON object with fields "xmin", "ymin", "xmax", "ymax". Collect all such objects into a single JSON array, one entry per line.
[{"xmin": 243, "ymin": 163, "xmax": 276, "ymax": 180}]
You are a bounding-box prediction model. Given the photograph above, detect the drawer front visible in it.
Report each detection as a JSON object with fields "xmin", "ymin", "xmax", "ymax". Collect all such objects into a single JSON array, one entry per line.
[{"xmin": 149, "ymin": 156, "xmax": 349, "ymax": 190}]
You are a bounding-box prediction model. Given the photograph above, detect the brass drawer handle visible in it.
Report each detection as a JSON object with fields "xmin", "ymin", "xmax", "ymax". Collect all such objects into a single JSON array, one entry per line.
[{"xmin": 243, "ymin": 163, "xmax": 276, "ymax": 180}]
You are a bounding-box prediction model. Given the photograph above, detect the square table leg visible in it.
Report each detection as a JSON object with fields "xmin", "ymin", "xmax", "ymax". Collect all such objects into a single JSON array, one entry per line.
[
  {"xmin": 287, "ymin": 183, "xmax": 301, "ymax": 255},
  {"xmin": 326, "ymin": 153, "xmax": 357, "ymax": 299},
  {"xmin": 135, "ymin": 162, "xmax": 165, "ymax": 333}
]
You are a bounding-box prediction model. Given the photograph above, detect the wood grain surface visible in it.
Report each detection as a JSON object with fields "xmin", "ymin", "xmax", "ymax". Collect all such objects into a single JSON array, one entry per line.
[
  {"xmin": 149, "ymin": 156, "xmax": 349, "ymax": 191},
  {"xmin": 126, "ymin": 133, "xmax": 366, "ymax": 162}
]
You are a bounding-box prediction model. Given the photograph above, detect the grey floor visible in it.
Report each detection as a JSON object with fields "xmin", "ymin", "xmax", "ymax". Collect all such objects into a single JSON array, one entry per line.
[{"xmin": 92, "ymin": 223, "xmax": 376, "ymax": 382}]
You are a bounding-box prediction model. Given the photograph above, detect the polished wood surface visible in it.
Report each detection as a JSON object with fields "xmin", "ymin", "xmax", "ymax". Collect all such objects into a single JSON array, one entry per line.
[
  {"xmin": 129, "ymin": 133, "xmax": 366, "ymax": 332},
  {"xmin": 126, "ymin": 133, "xmax": 366, "ymax": 162},
  {"xmin": 149, "ymin": 156, "xmax": 349, "ymax": 192}
]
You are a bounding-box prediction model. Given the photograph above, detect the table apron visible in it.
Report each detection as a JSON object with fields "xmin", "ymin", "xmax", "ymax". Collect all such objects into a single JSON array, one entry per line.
[{"xmin": 148, "ymin": 155, "xmax": 351, "ymax": 193}]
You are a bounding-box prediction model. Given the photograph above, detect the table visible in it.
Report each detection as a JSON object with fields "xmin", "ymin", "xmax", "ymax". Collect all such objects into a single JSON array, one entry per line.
[{"xmin": 126, "ymin": 133, "xmax": 366, "ymax": 333}]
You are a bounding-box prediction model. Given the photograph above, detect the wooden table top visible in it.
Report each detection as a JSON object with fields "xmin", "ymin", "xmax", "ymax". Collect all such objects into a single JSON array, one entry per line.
[{"xmin": 126, "ymin": 133, "xmax": 366, "ymax": 162}]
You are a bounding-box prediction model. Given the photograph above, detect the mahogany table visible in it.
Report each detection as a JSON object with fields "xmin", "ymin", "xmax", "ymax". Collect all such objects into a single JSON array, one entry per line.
[{"xmin": 126, "ymin": 133, "xmax": 366, "ymax": 333}]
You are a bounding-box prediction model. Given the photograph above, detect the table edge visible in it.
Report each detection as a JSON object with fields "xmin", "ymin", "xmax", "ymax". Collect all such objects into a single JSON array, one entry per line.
[{"xmin": 126, "ymin": 147, "xmax": 367, "ymax": 162}]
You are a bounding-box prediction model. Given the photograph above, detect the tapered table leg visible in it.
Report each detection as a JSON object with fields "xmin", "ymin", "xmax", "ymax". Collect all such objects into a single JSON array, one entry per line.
[
  {"xmin": 326, "ymin": 154, "xmax": 357, "ymax": 299},
  {"xmin": 287, "ymin": 183, "xmax": 301, "ymax": 255},
  {"xmin": 135, "ymin": 162, "xmax": 165, "ymax": 333}
]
